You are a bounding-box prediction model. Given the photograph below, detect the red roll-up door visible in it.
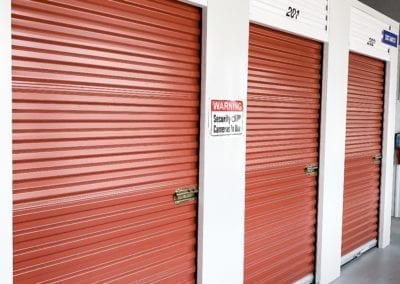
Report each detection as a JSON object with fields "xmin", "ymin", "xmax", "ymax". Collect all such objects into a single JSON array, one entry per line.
[
  {"xmin": 342, "ymin": 52, "xmax": 385, "ymax": 256},
  {"xmin": 12, "ymin": 0, "xmax": 201, "ymax": 282},
  {"xmin": 245, "ymin": 24, "xmax": 322, "ymax": 283}
]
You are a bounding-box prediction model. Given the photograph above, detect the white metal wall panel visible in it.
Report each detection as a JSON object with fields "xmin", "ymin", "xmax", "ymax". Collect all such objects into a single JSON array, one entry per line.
[
  {"xmin": 179, "ymin": 0, "xmax": 207, "ymax": 7},
  {"xmin": 350, "ymin": 7, "xmax": 391, "ymax": 61},
  {"xmin": 250, "ymin": 0, "xmax": 329, "ymax": 42}
]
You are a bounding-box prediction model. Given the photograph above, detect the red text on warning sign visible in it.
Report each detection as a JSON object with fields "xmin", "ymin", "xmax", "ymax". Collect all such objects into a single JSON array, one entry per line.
[{"xmin": 211, "ymin": 100, "xmax": 243, "ymax": 112}]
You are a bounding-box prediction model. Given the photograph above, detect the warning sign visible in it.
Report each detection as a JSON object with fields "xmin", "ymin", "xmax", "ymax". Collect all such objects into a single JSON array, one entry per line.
[{"xmin": 210, "ymin": 100, "xmax": 243, "ymax": 136}]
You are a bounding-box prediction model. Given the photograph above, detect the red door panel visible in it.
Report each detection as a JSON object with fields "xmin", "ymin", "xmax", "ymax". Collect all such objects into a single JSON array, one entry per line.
[
  {"xmin": 12, "ymin": 0, "xmax": 201, "ymax": 282},
  {"xmin": 245, "ymin": 24, "xmax": 322, "ymax": 283},
  {"xmin": 342, "ymin": 52, "xmax": 385, "ymax": 255}
]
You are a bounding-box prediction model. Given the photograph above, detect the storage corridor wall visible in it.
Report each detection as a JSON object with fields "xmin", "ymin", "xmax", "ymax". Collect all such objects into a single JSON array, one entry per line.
[
  {"xmin": 342, "ymin": 52, "xmax": 385, "ymax": 256},
  {"xmin": 12, "ymin": 0, "xmax": 201, "ymax": 282},
  {"xmin": 245, "ymin": 24, "xmax": 322, "ymax": 283}
]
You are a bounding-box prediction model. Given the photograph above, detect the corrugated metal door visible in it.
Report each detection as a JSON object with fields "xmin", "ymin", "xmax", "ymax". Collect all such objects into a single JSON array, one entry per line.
[
  {"xmin": 12, "ymin": 0, "xmax": 201, "ymax": 282},
  {"xmin": 245, "ymin": 24, "xmax": 322, "ymax": 283},
  {"xmin": 342, "ymin": 52, "xmax": 385, "ymax": 256}
]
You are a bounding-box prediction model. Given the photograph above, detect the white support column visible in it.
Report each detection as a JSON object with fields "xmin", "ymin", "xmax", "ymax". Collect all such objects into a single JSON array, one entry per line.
[
  {"xmin": 197, "ymin": 0, "xmax": 250, "ymax": 283},
  {"xmin": 0, "ymin": 0, "xmax": 13, "ymax": 283},
  {"xmin": 316, "ymin": 0, "xmax": 351, "ymax": 283},
  {"xmin": 395, "ymin": 164, "xmax": 400, "ymax": 218},
  {"xmin": 379, "ymin": 33, "xmax": 399, "ymax": 247},
  {"xmin": 394, "ymin": 78, "xmax": 400, "ymax": 218}
]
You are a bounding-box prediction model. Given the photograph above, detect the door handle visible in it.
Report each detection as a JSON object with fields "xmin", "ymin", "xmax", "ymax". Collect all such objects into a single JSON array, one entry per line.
[
  {"xmin": 373, "ymin": 154, "xmax": 382, "ymax": 164},
  {"xmin": 305, "ymin": 164, "xmax": 318, "ymax": 176},
  {"xmin": 174, "ymin": 186, "xmax": 199, "ymax": 204}
]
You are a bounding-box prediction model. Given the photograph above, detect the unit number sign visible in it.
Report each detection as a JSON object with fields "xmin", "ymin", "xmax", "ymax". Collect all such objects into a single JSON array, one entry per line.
[{"xmin": 286, "ymin": 6, "xmax": 300, "ymax": 20}]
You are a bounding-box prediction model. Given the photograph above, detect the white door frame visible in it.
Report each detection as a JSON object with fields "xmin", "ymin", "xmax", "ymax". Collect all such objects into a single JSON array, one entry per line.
[{"xmin": 348, "ymin": 0, "xmax": 399, "ymax": 250}]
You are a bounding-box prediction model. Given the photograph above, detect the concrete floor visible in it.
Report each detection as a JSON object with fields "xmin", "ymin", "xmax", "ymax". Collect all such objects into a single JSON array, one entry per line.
[{"xmin": 333, "ymin": 218, "xmax": 400, "ymax": 284}]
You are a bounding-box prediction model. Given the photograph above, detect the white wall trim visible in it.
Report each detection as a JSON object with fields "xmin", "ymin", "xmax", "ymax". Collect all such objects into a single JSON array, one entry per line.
[
  {"xmin": 197, "ymin": 6, "xmax": 207, "ymax": 284},
  {"xmin": 249, "ymin": 0, "xmax": 329, "ymax": 43},
  {"xmin": 379, "ymin": 33, "xmax": 399, "ymax": 247},
  {"xmin": 395, "ymin": 165, "xmax": 400, "ymax": 217},
  {"xmin": 179, "ymin": 0, "xmax": 207, "ymax": 7},
  {"xmin": 316, "ymin": 0, "xmax": 350, "ymax": 283},
  {"xmin": 197, "ymin": 0, "xmax": 250, "ymax": 283},
  {"xmin": 344, "ymin": 0, "xmax": 400, "ymax": 261},
  {"xmin": 348, "ymin": 3, "xmax": 394, "ymax": 62},
  {"xmin": 351, "ymin": 0, "xmax": 399, "ymax": 248},
  {"xmin": 394, "ymin": 53, "xmax": 400, "ymax": 218},
  {"xmin": 0, "ymin": 0, "xmax": 13, "ymax": 283},
  {"xmin": 250, "ymin": 18, "xmax": 327, "ymax": 43},
  {"xmin": 395, "ymin": 51, "xmax": 400, "ymax": 217},
  {"xmin": 348, "ymin": 0, "xmax": 400, "ymax": 248},
  {"xmin": 294, "ymin": 273, "xmax": 314, "ymax": 284}
]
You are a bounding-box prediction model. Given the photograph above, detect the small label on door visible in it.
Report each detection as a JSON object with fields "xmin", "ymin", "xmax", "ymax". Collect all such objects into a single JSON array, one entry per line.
[{"xmin": 210, "ymin": 100, "xmax": 243, "ymax": 136}]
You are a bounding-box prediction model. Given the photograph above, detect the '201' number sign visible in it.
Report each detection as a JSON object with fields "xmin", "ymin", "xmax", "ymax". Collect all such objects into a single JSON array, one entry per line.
[{"xmin": 286, "ymin": 6, "xmax": 300, "ymax": 20}]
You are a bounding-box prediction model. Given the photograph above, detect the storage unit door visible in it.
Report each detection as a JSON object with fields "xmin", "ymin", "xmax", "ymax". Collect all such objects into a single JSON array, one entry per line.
[
  {"xmin": 12, "ymin": 0, "xmax": 201, "ymax": 282},
  {"xmin": 342, "ymin": 52, "xmax": 385, "ymax": 256},
  {"xmin": 245, "ymin": 24, "xmax": 322, "ymax": 283}
]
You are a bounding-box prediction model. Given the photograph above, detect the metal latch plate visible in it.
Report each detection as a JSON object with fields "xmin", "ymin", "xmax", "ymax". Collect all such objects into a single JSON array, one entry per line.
[
  {"xmin": 305, "ymin": 164, "xmax": 319, "ymax": 176},
  {"xmin": 174, "ymin": 186, "xmax": 198, "ymax": 204},
  {"xmin": 373, "ymin": 154, "xmax": 382, "ymax": 164}
]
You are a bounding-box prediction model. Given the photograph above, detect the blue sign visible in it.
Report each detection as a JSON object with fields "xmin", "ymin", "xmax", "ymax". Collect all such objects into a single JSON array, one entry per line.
[
  {"xmin": 396, "ymin": 133, "xmax": 400, "ymax": 149},
  {"xmin": 382, "ymin": 30, "xmax": 398, "ymax": 48}
]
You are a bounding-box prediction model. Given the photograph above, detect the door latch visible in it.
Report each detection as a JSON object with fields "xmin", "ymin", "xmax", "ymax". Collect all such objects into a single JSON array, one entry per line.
[
  {"xmin": 305, "ymin": 164, "xmax": 319, "ymax": 176},
  {"xmin": 174, "ymin": 186, "xmax": 199, "ymax": 204},
  {"xmin": 373, "ymin": 154, "xmax": 382, "ymax": 164}
]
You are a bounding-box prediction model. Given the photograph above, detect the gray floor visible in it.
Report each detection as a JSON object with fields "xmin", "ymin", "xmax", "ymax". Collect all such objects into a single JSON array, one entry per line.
[{"xmin": 333, "ymin": 218, "xmax": 400, "ymax": 284}]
